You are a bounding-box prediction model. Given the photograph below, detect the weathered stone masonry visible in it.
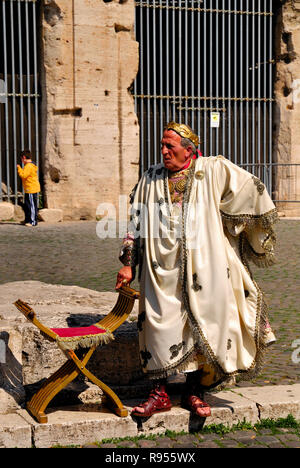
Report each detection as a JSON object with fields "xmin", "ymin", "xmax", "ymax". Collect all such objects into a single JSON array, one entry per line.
[{"xmin": 40, "ymin": 0, "xmax": 139, "ymax": 220}]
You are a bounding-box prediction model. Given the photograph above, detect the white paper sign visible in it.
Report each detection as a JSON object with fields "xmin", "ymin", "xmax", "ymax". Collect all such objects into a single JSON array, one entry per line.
[
  {"xmin": 210, "ymin": 112, "xmax": 220, "ymax": 128},
  {"xmin": 0, "ymin": 339, "xmax": 6, "ymax": 364},
  {"xmin": 0, "ymin": 80, "xmax": 6, "ymax": 103}
]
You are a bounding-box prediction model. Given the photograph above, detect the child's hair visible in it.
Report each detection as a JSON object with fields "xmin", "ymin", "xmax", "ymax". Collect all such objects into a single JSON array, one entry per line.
[{"xmin": 20, "ymin": 149, "xmax": 32, "ymax": 160}]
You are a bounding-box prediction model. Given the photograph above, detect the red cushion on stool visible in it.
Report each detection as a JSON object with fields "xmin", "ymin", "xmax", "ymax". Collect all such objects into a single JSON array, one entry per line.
[{"xmin": 50, "ymin": 325, "xmax": 107, "ymax": 338}]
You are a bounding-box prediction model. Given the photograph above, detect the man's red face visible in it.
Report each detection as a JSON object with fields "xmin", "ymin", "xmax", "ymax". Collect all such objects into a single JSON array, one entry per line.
[{"xmin": 161, "ymin": 130, "xmax": 191, "ymax": 172}]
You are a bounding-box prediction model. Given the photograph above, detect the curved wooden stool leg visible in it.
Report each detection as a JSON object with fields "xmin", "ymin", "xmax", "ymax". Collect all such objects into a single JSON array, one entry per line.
[
  {"xmin": 81, "ymin": 365, "xmax": 128, "ymax": 417},
  {"xmin": 27, "ymin": 359, "xmax": 80, "ymax": 423},
  {"xmin": 68, "ymin": 349, "xmax": 128, "ymax": 417}
]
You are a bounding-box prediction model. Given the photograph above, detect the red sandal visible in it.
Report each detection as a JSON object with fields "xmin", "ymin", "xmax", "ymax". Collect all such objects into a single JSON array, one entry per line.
[
  {"xmin": 182, "ymin": 394, "xmax": 211, "ymax": 418},
  {"xmin": 131, "ymin": 387, "xmax": 172, "ymax": 418}
]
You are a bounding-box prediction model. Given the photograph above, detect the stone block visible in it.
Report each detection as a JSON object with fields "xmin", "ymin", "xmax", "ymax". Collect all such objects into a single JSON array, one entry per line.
[
  {"xmin": 38, "ymin": 208, "xmax": 63, "ymax": 223},
  {"xmin": 205, "ymin": 390, "xmax": 259, "ymax": 425},
  {"xmin": 21, "ymin": 408, "xmax": 138, "ymax": 448},
  {"xmin": 0, "ymin": 326, "xmax": 25, "ymax": 413},
  {"xmin": 0, "ymin": 413, "xmax": 32, "ymax": 448},
  {"xmin": 0, "ymin": 202, "xmax": 14, "ymax": 220},
  {"xmin": 231, "ymin": 384, "xmax": 300, "ymax": 421},
  {"xmin": 14, "ymin": 204, "xmax": 25, "ymax": 222}
]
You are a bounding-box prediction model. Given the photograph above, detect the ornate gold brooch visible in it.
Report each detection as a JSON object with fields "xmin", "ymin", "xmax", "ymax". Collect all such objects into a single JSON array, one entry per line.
[
  {"xmin": 252, "ymin": 176, "xmax": 265, "ymax": 195},
  {"xmin": 195, "ymin": 170, "xmax": 205, "ymax": 180}
]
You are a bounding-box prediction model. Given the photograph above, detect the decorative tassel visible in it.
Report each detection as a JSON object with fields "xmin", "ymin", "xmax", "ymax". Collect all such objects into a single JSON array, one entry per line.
[{"xmin": 55, "ymin": 330, "xmax": 114, "ymax": 352}]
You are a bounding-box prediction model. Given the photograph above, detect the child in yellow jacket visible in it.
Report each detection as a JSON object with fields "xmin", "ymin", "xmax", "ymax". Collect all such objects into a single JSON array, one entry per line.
[{"xmin": 17, "ymin": 150, "xmax": 41, "ymax": 226}]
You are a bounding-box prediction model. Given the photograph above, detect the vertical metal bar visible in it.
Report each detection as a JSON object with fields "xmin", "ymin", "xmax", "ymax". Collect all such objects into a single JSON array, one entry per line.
[
  {"xmin": 252, "ymin": 3, "xmax": 256, "ymax": 176},
  {"xmin": 191, "ymin": 0, "xmax": 194, "ymax": 131},
  {"xmin": 172, "ymin": 0, "xmax": 176, "ymax": 120},
  {"xmin": 178, "ymin": 0, "xmax": 182, "ymax": 123},
  {"xmin": 203, "ymin": 0, "xmax": 207, "ymax": 157},
  {"xmin": 159, "ymin": 0, "xmax": 163, "ymax": 147},
  {"xmin": 263, "ymin": 0, "xmax": 267, "ymax": 188},
  {"xmin": 246, "ymin": 0, "xmax": 249, "ymax": 169},
  {"xmin": 18, "ymin": 0, "xmax": 24, "ymax": 151},
  {"xmin": 184, "ymin": 1, "xmax": 188, "ymax": 124},
  {"xmin": 197, "ymin": 1, "xmax": 201, "ymax": 147},
  {"xmin": 25, "ymin": 0, "xmax": 31, "ymax": 150},
  {"xmin": 233, "ymin": 0, "xmax": 237, "ymax": 164},
  {"xmin": 152, "ymin": 2, "xmax": 157, "ymax": 165},
  {"xmin": 139, "ymin": 2, "xmax": 144, "ymax": 174},
  {"xmin": 215, "ymin": 2, "xmax": 219, "ymax": 156},
  {"xmin": 209, "ymin": 0, "xmax": 213, "ymax": 154},
  {"xmin": 166, "ymin": 0, "xmax": 170, "ymax": 123},
  {"xmin": 239, "ymin": 0, "xmax": 243, "ymax": 166},
  {"xmin": 257, "ymin": 0, "xmax": 261, "ymax": 180},
  {"xmin": 2, "ymin": 0, "xmax": 10, "ymax": 200},
  {"xmin": 33, "ymin": 1, "xmax": 40, "ymax": 176},
  {"xmin": 146, "ymin": 0, "xmax": 150, "ymax": 168},
  {"xmin": 269, "ymin": 0, "xmax": 273, "ymax": 195},
  {"xmin": 134, "ymin": 3, "xmax": 137, "ymax": 116},
  {"xmin": 222, "ymin": 0, "xmax": 225, "ymax": 155},
  {"xmin": 10, "ymin": 0, "xmax": 18, "ymax": 203},
  {"xmin": 228, "ymin": 0, "xmax": 231, "ymax": 160}
]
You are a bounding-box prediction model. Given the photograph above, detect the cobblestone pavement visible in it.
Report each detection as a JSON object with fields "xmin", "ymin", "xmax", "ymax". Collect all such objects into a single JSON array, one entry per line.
[
  {"xmin": 0, "ymin": 219, "xmax": 300, "ymax": 388},
  {"xmin": 82, "ymin": 428, "xmax": 300, "ymax": 448}
]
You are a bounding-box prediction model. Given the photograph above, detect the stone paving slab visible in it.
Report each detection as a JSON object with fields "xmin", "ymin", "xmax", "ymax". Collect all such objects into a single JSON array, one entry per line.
[
  {"xmin": 230, "ymin": 384, "xmax": 300, "ymax": 421},
  {"xmin": 0, "ymin": 384, "xmax": 298, "ymax": 448},
  {"xmin": 18, "ymin": 407, "xmax": 137, "ymax": 449},
  {"xmin": 0, "ymin": 413, "xmax": 32, "ymax": 448}
]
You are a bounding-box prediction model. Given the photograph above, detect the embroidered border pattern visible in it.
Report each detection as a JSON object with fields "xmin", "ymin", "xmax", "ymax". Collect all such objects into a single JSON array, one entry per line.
[{"xmin": 177, "ymin": 167, "xmax": 276, "ymax": 382}]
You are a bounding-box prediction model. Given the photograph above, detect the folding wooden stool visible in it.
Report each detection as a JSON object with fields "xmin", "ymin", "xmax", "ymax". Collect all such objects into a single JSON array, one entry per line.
[{"xmin": 14, "ymin": 285, "xmax": 140, "ymax": 423}]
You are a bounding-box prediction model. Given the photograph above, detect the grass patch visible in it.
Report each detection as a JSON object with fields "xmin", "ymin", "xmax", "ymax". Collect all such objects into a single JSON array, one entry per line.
[
  {"xmin": 100, "ymin": 429, "xmax": 190, "ymax": 446},
  {"xmin": 100, "ymin": 433, "xmax": 164, "ymax": 445},
  {"xmin": 201, "ymin": 419, "xmax": 254, "ymax": 436},
  {"xmin": 258, "ymin": 414, "xmax": 299, "ymax": 431},
  {"xmin": 200, "ymin": 414, "xmax": 300, "ymax": 436}
]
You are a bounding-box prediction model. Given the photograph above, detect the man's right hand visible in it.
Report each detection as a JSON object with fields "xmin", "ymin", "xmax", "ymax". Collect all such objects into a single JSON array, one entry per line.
[{"xmin": 115, "ymin": 266, "xmax": 133, "ymax": 290}]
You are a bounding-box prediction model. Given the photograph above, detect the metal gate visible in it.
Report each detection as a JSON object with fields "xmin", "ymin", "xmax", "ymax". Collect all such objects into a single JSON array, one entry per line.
[
  {"xmin": 133, "ymin": 0, "xmax": 275, "ymax": 195},
  {"xmin": 0, "ymin": 0, "xmax": 40, "ymax": 203}
]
